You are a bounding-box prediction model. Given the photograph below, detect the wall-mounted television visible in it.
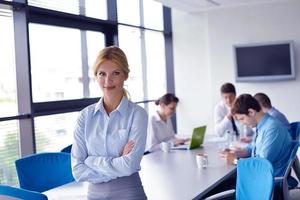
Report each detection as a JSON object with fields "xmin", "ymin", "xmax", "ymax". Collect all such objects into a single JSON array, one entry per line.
[{"xmin": 233, "ymin": 41, "xmax": 295, "ymax": 82}]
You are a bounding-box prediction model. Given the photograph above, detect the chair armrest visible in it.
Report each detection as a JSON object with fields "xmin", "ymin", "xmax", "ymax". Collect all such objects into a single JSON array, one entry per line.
[{"xmin": 274, "ymin": 176, "xmax": 284, "ymax": 183}]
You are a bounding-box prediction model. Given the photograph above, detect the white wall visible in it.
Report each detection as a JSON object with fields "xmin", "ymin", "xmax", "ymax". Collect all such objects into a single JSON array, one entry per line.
[{"xmin": 172, "ymin": 0, "xmax": 300, "ymax": 136}]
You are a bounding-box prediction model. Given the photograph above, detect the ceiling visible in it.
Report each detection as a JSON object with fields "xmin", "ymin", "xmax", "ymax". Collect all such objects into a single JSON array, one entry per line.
[{"xmin": 155, "ymin": 0, "xmax": 285, "ymax": 12}]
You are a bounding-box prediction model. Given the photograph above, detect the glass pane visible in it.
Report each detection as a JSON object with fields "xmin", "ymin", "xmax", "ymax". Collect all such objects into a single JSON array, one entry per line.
[
  {"xmin": 28, "ymin": 0, "xmax": 80, "ymax": 15},
  {"xmin": 117, "ymin": 0, "xmax": 140, "ymax": 26},
  {"xmin": 0, "ymin": 120, "xmax": 20, "ymax": 186},
  {"xmin": 0, "ymin": 11, "xmax": 17, "ymax": 117},
  {"xmin": 147, "ymin": 101, "xmax": 157, "ymax": 116},
  {"xmin": 143, "ymin": 0, "xmax": 163, "ymax": 30},
  {"xmin": 118, "ymin": 25, "xmax": 144, "ymax": 102},
  {"xmin": 86, "ymin": 31, "xmax": 105, "ymax": 98},
  {"xmin": 145, "ymin": 30, "xmax": 166, "ymax": 99},
  {"xmin": 29, "ymin": 23, "xmax": 83, "ymax": 102},
  {"xmin": 35, "ymin": 112, "xmax": 78, "ymax": 153},
  {"xmin": 85, "ymin": 0, "xmax": 107, "ymax": 20},
  {"xmin": 28, "ymin": 0, "xmax": 107, "ymax": 19}
]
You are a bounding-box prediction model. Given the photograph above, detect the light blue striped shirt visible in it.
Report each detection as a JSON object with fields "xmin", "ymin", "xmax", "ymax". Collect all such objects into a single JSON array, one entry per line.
[
  {"xmin": 246, "ymin": 113, "xmax": 292, "ymax": 176},
  {"xmin": 71, "ymin": 97, "xmax": 148, "ymax": 184}
]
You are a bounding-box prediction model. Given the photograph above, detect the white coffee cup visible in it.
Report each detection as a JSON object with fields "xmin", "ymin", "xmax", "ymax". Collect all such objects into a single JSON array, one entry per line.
[
  {"xmin": 196, "ymin": 153, "xmax": 208, "ymax": 168},
  {"xmin": 161, "ymin": 142, "xmax": 171, "ymax": 153}
]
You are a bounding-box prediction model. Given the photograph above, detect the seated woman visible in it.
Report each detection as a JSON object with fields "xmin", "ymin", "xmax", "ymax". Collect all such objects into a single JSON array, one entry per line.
[{"xmin": 146, "ymin": 93, "xmax": 188, "ymax": 152}]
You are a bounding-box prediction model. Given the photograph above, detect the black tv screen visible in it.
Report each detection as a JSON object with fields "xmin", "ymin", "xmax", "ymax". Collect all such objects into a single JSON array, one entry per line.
[{"xmin": 234, "ymin": 41, "xmax": 295, "ymax": 82}]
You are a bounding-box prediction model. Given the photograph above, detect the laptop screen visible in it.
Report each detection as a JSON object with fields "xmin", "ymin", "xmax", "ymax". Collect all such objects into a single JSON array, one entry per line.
[{"xmin": 189, "ymin": 125, "xmax": 206, "ymax": 149}]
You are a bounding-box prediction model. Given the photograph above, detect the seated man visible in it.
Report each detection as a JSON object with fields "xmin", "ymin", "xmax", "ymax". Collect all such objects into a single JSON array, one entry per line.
[
  {"xmin": 254, "ymin": 93, "xmax": 300, "ymax": 183},
  {"xmin": 227, "ymin": 94, "xmax": 292, "ymax": 175},
  {"xmin": 254, "ymin": 92, "xmax": 290, "ymax": 129},
  {"xmin": 204, "ymin": 94, "xmax": 292, "ymax": 200},
  {"xmin": 214, "ymin": 83, "xmax": 253, "ymax": 139},
  {"xmin": 223, "ymin": 94, "xmax": 292, "ymax": 199}
]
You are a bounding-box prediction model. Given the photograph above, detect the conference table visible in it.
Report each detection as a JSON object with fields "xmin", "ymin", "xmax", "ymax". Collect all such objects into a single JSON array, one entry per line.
[{"xmin": 44, "ymin": 142, "xmax": 236, "ymax": 200}]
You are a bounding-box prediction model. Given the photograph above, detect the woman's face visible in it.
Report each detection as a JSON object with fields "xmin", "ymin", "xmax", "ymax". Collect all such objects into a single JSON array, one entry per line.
[
  {"xmin": 161, "ymin": 102, "xmax": 177, "ymax": 117},
  {"xmin": 96, "ymin": 60, "xmax": 127, "ymax": 98}
]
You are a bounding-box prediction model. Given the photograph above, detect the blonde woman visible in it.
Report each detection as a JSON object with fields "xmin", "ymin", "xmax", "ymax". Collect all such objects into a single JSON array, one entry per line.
[{"xmin": 71, "ymin": 46, "xmax": 148, "ymax": 200}]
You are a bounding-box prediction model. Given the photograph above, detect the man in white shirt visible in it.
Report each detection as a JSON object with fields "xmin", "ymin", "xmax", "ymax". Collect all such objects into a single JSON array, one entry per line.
[{"xmin": 214, "ymin": 83, "xmax": 253, "ymax": 138}]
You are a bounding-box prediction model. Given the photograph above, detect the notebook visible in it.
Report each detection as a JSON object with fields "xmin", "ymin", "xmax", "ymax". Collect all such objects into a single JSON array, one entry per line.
[{"xmin": 172, "ymin": 125, "xmax": 207, "ymax": 150}]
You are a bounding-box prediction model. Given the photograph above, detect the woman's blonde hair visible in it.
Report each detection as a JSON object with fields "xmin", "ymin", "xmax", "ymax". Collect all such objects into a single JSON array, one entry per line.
[{"xmin": 93, "ymin": 46, "xmax": 130, "ymax": 99}]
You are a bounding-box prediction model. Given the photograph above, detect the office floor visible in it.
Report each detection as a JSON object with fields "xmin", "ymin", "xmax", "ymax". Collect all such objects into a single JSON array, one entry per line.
[
  {"xmin": 290, "ymin": 151, "xmax": 300, "ymax": 199},
  {"xmin": 289, "ymin": 188, "xmax": 300, "ymax": 199}
]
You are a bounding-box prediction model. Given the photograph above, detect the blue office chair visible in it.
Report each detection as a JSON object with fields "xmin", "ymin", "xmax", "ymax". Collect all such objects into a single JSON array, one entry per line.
[
  {"xmin": 0, "ymin": 184, "xmax": 48, "ymax": 200},
  {"xmin": 60, "ymin": 144, "xmax": 72, "ymax": 153},
  {"xmin": 275, "ymin": 141, "xmax": 299, "ymax": 200},
  {"xmin": 236, "ymin": 157, "xmax": 274, "ymax": 200},
  {"xmin": 287, "ymin": 122, "xmax": 300, "ymax": 188},
  {"xmin": 15, "ymin": 152, "xmax": 74, "ymax": 193},
  {"xmin": 290, "ymin": 122, "xmax": 300, "ymax": 141}
]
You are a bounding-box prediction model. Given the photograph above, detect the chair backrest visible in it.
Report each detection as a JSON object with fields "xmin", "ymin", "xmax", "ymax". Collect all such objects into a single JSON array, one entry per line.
[
  {"xmin": 281, "ymin": 141, "xmax": 299, "ymax": 199},
  {"xmin": 284, "ymin": 141, "xmax": 299, "ymax": 179},
  {"xmin": 236, "ymin": 157, "xmax": 274, "ymax": 200},
  {"xmin": 60, "ymin": 144, "xmax": 72, "ymax": 153},
  {"xmin": 0, "ymin": 184, "xmax": 48, "ymax": 200},
  {"xmin": 290, "ymin": 122, "xmax": 300, "ymax": 141},
  {"xmin": 15, "ymin": 152, "xmax": 74, "ymax": 193}
]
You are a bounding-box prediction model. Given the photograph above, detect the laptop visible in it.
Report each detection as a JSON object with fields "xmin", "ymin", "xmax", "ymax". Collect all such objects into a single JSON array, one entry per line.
[{"xmin": 172, "ymin": 125, "xmax": 207, "ymax": 150}]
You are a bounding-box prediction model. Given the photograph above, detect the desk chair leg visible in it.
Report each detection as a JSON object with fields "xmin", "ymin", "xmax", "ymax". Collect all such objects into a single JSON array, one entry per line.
[{"xmin": 292, "ymin": 156, "xmax": 300, "ymax": 182}]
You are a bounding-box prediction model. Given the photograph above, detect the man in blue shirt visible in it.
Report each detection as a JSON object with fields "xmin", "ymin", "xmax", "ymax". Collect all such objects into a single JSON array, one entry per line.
[
  {"xmin": 227, "ymin": 94, "xmax": 292, "ymax": 199},
  {"xmin": 204, "ymin": 94, "xmax": 292, "ymax": 199}
]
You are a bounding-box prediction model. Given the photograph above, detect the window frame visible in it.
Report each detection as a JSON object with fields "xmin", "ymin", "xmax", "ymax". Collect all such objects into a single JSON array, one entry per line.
[{"xmin": 0, "ymin": 0, "xmax": 175, "ymax": 156}]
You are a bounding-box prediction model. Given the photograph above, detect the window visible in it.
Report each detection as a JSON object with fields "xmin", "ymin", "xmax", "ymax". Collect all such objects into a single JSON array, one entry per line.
[
  {"xmin": 0, "ymin": 120, "xmax": 20, "ymax": 186},
  {"xmin": 0, "ymin": 0, "xmax": 173, "ymax": 187},
  {"xmin": 29, "ymin": 24, "xmax": 83, "ymax": 102},
  {"xmin": 0, "ymin": 10, "xmax": 17, "ymax": 117},
  {"xmin": 35, "ymin": 112, "xmax": 78, "ymax": 152},
  {"xmin": 117, "ymin": 0, "xmax": 140, "ymax": 26},
  {"xmin": 85, "ymin": 0, "xmax": 107, "ymax": 20},
  {"xmin": 87, "ymin": 31, "xmax": 105, "ymax": 98},
  {"xmin": 145, "ymin": 30, "xmax": 166, "ymax": 99},
  {"xmin": 0, "ymin": 8, "xmax": 20, "ymax": 187},
  {"xmin": 28, "ymin": 0, "xmax": 107, "ymax": 19},
  {"xmin": 117, "ymin": 0, "xmax": 167, "ymax": 104},
  {"xmin": 118, "ymin": 25, "xmax": 144, "ymax": 101},
  {"xmin": 28, "ymin": 0, "xmax": 79, "ymax": 14},
  {"xmin": 143, "ymin": 0, "xmax": 164, "ymax": 30}
]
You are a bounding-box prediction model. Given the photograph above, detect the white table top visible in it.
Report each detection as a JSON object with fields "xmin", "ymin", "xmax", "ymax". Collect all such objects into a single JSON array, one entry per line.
[
  {"xmin": 140, "ymin": 142, "xmax": 236, "ymax": 200},
  {"xmin": 43, "ymin": 181, "xmax": 88, "ymax": 200},
  {"xmin": 44, "ymin": 142, "xmax": 236, "ymax": 200}
]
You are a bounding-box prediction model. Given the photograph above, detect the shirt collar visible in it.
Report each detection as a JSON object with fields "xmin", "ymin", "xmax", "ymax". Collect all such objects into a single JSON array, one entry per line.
[
  {"xmin": 257, "ymin": 113, "xmax": 270, "ymax": 131},
  {"xmin": 93, "ymin": 96, "xmax": 128, "ymax": 116},
  {"xmin": 154, "ymin": 111, "xmax": 163, "ymax": 122},
  {"xmin": 268, "ymin": 107, "xmax": 275, "ymax": 115}
]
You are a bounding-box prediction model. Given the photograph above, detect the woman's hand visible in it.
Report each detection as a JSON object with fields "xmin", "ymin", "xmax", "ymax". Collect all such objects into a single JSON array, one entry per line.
[
  {"xmin": 122, "ymin": 140, "xmax": 135, "ymax": 156},
  {"xmin": 174, "ymin": 138, "xmax": 187, "ymax": 146}
]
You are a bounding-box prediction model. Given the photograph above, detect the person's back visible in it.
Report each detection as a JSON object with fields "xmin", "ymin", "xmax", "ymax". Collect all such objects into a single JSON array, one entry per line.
[
  {"xmin": 268, "ymin": 107, "xmax": 290, "ymax": 128},
  {"xmin": 254, "ymin": 93, "xmax": 290, "ymax": 129}
]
